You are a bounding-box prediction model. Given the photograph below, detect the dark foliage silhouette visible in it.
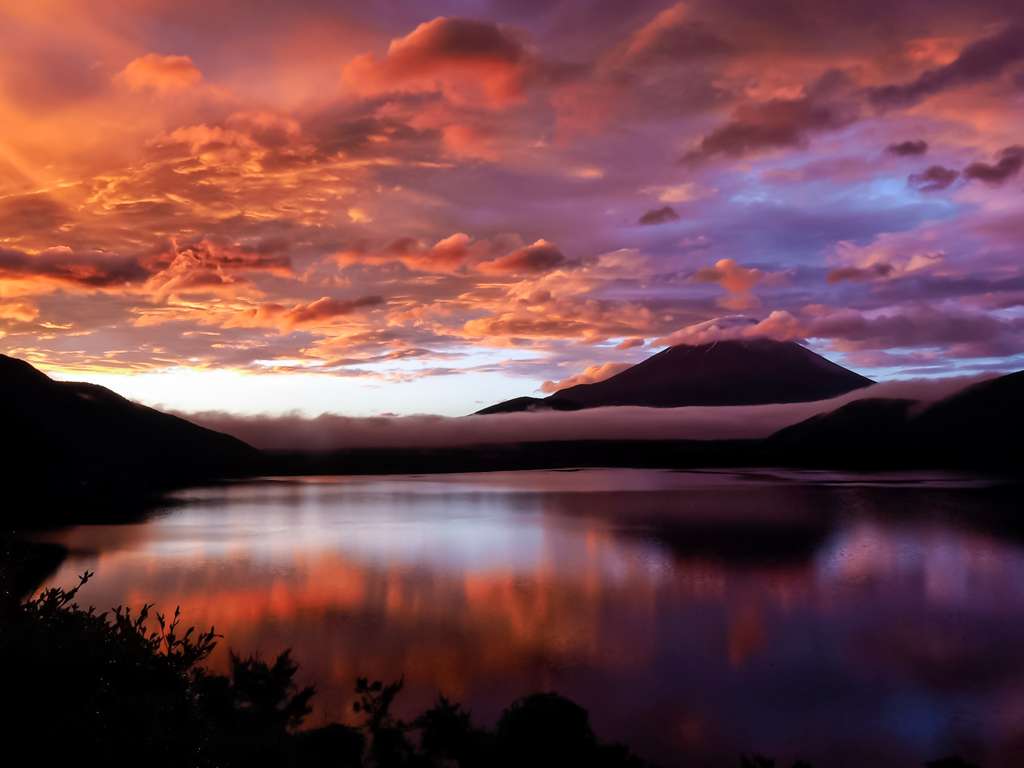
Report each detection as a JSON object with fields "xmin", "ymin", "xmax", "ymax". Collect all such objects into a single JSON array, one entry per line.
[
  {"xmin": 925, "ymin": 758, "xmax": 981, "ymax": 768},
  {"xmin": 0, "ymin": 548, "xmax": 360, "ymax": 768},
  {"xmin": 353, "ymin": 676, "xmax": 418, "ymax": 767},
  {"xmin": 740, "ymin": 755, "xmax": 813, "ymax": 768},
  {"xmin": 414, "ymin": 695, "xmax": 494, "ymax": 767},
  {"xmin": 0, "ymin": 569, "xmax": 220, "ymax": 766}
]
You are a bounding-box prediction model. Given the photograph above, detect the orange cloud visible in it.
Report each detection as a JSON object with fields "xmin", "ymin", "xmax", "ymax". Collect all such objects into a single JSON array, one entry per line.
[
  {"xmin": 142, "ymin": 238, "xmax": 292, "ymax": 299},
  {"xmin": 541, "ymin": 361, "xmax": 634, "ymax": 393},
  {"xmin": 342, "ymin": 17, "xmax": 531, "ymax": 107},
  {"xmin": 0, "ymin": 299, "xmax": 38, "ymax": 322},
  {"xmin": 332, "ymin": 234, "xmax": 569, "ymax": 276},
  {"xmin": 478, "ymin": 240, "xmax": 566, "ymax": 274},
  {"xmin": 441, "ymin": 124, "xmax": 501, "ymax": 161},
  {"xmin": 692, "ymin": 259, "xmax": 764, "ymax": 292},
  {"xmin": 691, "ymin": 258, "xmax": 765, "ymax": 309},
  {"xmin": 0, "ymin": 245, "xmax": 148, "ymax": 296},
  {"xmin": 332, "ymin": 233, "xmax": 480, "ymax": 274},
  {"xmin": 117, "ymin": 54, "xmax": 203, "ymax": 92},
  {"xmin": 225, "ymin": 295, "xmax": 385, "ymax": 333}
]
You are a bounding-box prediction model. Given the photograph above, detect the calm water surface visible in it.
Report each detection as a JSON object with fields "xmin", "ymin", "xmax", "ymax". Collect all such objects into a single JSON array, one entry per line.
[{"xmin": 36, "ymin": 469, "xmax": 1024, "ymax": 767}]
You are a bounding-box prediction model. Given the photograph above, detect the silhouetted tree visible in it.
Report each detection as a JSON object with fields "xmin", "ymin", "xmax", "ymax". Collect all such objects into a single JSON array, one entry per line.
[
  {"xmin": 354, "ymin": 676, "xmax": 418, "ymax": 767},
  {"xmin": 0, "ymin": 570, "xmax": 219, "ymax": 766},
  {"xmin": 415, "ymin": 695, "xmax": 495, "ymax": 767}
]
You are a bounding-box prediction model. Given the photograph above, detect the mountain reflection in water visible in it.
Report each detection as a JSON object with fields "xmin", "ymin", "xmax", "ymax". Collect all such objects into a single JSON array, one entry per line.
[{"xmin": 36, "ymin": 469, "xmax": 1024, "ymax": 767}]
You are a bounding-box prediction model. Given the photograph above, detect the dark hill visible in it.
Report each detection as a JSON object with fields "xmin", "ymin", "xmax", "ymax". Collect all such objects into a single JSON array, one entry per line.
[
  {"xmin": 475, "ymin": 397, "xmax": 583, "ymax": 415},
  {"xmin": 766, "ymin": 370, "xmax": 1024, "ymax": 471},
  {"xmin": 479, "ymin": 339, "xmax": 873, "ymax": 414},
  {"xmin": 0, "ymin": 354, "xmax": 261, "ymax": 520}
]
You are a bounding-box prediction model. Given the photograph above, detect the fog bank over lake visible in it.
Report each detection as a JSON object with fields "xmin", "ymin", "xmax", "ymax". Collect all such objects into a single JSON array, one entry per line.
[{"xmin": 174, "ymin": 375, "xmax": 992, "ymax": 450}]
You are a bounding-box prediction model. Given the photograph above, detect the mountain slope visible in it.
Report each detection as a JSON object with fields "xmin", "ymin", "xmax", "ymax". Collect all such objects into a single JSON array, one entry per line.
[
  {"xmin": 475, "ymin": 397, "xmax": 584, "ymax": 415},
  {"xmin": 765, "ymin": 370, "xmax": 1024, "ymax": 470},
  {"xmin": 479, "ymin": 339, "xmax": 873, "ymax": 413},
  {"xmin": 0, "ymin": 354, "xmax": 261, "ymax": 516}
]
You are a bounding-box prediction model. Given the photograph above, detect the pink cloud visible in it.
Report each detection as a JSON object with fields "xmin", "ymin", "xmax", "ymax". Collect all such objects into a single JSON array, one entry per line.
[
  {"xmin": 616, "ymin": 337, "xmax": 645, "ymax": 351},
  {"xmin": 478, "ymin": 240, "xmax": 566, "ymax": 274},
  {"xmin": 223, "ymin": 295, "xmax": 384, "ymax": 332},
  {"xmin": 341, "ymin": 17, "xmax": 531, "ymax": 107},
  {"xmin": 142, "ymin": 238, "xmax": 292, "ymax": 299},
  {"xmin": 117, "ymin": 54, "xmax": 203, "ymax": 91},
  {"xmin": 540, "ymin": 361, "xmax": 634, "ymax": 394}
]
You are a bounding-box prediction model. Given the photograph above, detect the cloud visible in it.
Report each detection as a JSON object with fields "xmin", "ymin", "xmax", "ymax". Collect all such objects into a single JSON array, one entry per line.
[
  {"xmin": 461, "ymin": 294, "xmax": 663, "ymax": 345},
  {"xmin": 642, "ymin": 182, "xmax": 716, "ymax": 202},
  {"xmin": 684, "ymin": 70, "xmax": 858, "ymax": 161},
  {"xmin": 0, "ymin": 299, "xmax": 38, "ymax": 322},
  {"xmin": 828, "ymin": 231, "xmax": 947, "ymax": 279},
  {"xmin": 827, "ymin": 263, "xmax": 894, "ymax": 284},
  {"xmin": 478, "ymin": 240, "xmax": 567, "ymax": 273},
  {"xmin": 621, "ymin": 2, "xmax": 734, "ymax": 66},
  {"xmin": 333, "ymin": 234, "xmax": 569, "ymax": 275},
  {"xmin": 869, "ymin": 25, "xmax": 1024, "ymax": 110},
  {"xmin": 0, "ymin": 194, "xmax": 71, "ymax": 233},
  {"xmin": 690, "ymin": 259, "xmax": 766, "ymax": 311},
  {"xmin": 671, "ymin": 305, "xmax": 1024, "ymax": 360},
  {"xmin": 341, "ymin": 17, "xmax": 532, "ymax": 107},
  {"xmin": 223, "ymin": 295, "xmax": 385, "ymax": 333},
  {"xmin": 177, "ymin": 374, "xmax": 996, "ymax": 450},
  {"xmin": 638, "ymin": 205, "xmax": 680, "ymax": 225},
  {"xmin": 887, "ymin": 140, "xmax": 928, "ymax": 156},
  {"xmin": 540, "ymin": 361, "xmax": 634, "ymax": 393},
  {"xmin": 907, "ymin": 165, "xmax": 959, "ymax": 191},
  {"xmin": 441, "ymin": 124, "xmax": 501, "ymax": 161},
  {"xmin": 657, "ymin": 305, "xmax": 1024, "ymax": 359},
  {"xmin": 117, "ymin": 54, "xmax": 203, "ymax": 92},
  {"xmin": 141, "ymin": 238, "xmax": 293, "ymax": 299},
  {"xmin": 692, "ymin": 259, "xmax": 763, "ymax": 292},
  {"xmin": 0, "ymin": 246, "xmax": 148, "ymax": 294},
  {"xmin": 616, "ymin": 337, "xmax": 645, "ymax": 350},
  {"xmin": 963, "ymin": 146, "xmax": 1024, "ymax": 186}
]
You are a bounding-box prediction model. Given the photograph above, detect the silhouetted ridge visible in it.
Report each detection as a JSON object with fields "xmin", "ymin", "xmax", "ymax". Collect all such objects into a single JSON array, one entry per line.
[
  {"xmin": 477, "ymin": 339, "xmax": 873, "ymax": 413},
  {"xmin": 0, "ymin": 354, "xmax": 261, "ymax": 518},
  {"xmin": 767, "ymin": 370, "xmax": 1024, "ymax": 470},
  {"xmin": 475, "ymin": 397, "xmax": 584, "ymax": 415}
]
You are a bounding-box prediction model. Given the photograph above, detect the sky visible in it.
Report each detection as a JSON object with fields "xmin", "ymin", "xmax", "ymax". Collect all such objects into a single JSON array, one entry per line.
[{"xmin": 1, "ymin": 0, "xmax": 1023, "ymax": 417}]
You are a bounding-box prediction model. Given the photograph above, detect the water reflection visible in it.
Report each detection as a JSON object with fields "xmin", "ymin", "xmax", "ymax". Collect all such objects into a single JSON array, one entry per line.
[{"xmin": 36, "ymin": 470, "xmax": 1024, "ymax": 767}]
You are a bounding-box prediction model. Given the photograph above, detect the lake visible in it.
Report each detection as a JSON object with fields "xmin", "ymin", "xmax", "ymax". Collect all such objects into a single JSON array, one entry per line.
[{"xmin": 34, "ymin": 469, "xmax": 1024, "ymax": 767}]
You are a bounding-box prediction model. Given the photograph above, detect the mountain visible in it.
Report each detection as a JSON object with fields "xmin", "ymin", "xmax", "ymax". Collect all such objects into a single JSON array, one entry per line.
[
  {"xmin": 478, "ymin": 339, "xmax": 873, "ymax": 414},
  {"xmin": 475, "ymin": 396, "xmax": 584, "ymax": 415},
  {"xmin": 766, "ymin": 370, "xmax": 1024, "ymax": 470},
  {"xmin": 0, "ymin": 354, "xmax": 261, "ymax": 519}
]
